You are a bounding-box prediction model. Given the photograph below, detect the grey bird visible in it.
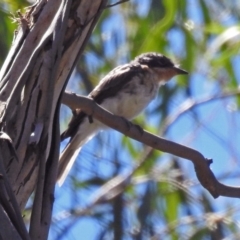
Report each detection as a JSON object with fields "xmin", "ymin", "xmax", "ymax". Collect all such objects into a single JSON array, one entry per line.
[{"xmin": 58, "ymin": 52, "xmax": 188, "ymax": 185}]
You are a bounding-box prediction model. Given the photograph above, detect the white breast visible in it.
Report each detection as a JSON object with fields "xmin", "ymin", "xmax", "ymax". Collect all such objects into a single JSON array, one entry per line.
[{"xmin": 100, "ymin": 74, "xmax": 159, "ymax": 119}]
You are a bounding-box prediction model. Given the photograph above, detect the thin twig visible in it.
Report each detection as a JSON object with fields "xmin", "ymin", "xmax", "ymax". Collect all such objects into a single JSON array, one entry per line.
[
  {"xmin": 162, "ymin": 89, "xmax": 240, "ymax": 134},
  {"xmin": 105, "ymin": 0, "xmax": 129, "ymax": 8}
]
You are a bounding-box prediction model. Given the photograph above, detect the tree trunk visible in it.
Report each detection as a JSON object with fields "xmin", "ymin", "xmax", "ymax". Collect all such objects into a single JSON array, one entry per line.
[{"xmin": 0, "ymin": 0, "xmax": 108, "ymax": 238}]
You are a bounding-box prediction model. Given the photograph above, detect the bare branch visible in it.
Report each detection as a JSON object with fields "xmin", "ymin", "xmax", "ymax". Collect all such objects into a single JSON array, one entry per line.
[
  {"xmin": 62, "ymin": 92, "xmax": 240, "ymax": 199},
  {"xmin": 162, "ymin": 89, "xmax": 240, "ymax": 134},
  {"xmin": 0, "ymin": 134, "xmax": 30, "ymax": 240}
]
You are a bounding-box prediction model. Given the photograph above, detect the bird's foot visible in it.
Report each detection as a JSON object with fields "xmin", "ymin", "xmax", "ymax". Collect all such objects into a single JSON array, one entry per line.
[
  {"xmin": 135, "ymin": 124, "xmax": 144, "ymax": 136},
  {"xmin": 120, "ymin": 117, "xmax": 144, "ymax": 136},
  {"xmin": 120, "ymin": 116, "xmax": 132, "ymax": 130}
]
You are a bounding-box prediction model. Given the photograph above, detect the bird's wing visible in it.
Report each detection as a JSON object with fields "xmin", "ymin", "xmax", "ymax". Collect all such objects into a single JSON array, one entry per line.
[
  {"xmin": 61, "ymin": 63, "xmax": 144, "ymax": 140},
  {"xmin": 89, "ymin": 63, "xmax": 142, "ymax": 103}
]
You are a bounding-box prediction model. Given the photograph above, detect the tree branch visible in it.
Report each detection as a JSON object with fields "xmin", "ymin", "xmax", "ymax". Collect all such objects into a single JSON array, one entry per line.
[
  {"xmin": 0, "ymin": 133, "xmax": 30, "ymax": 240},
  {"xmin": 134, "ymin": 89, "xmax": 240, "ymax": 184},
  {"xmin": 62, "ymin": 92, "xmax": 240, "ymax": 199}
]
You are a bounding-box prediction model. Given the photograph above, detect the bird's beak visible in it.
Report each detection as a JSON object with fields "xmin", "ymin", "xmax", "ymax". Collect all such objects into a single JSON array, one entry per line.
[{"xmin": 174, "ymin": 67, "xmax": 188, "ymax": 75}]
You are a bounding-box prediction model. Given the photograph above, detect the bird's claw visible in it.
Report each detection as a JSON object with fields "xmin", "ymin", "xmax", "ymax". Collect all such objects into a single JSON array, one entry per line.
[
  {"xmin": 120, "ymin": 117, "xmax": 144, "ymax": 136},
  {"xmin": 135, "ymin": 124, "xmax": 144, "ymax": 136},
  {"xmin": 120, "ymin": 116, "xmax": 132, "ymax": 130}
]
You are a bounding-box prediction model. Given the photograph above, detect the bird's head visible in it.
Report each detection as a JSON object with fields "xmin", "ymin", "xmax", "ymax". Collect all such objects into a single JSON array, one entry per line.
[{"xmin": 133, "ymin": 52, "xmax": 188, "ymax": 82}]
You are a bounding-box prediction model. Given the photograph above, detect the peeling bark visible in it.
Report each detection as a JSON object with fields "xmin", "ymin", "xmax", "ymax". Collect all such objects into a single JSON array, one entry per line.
[{"xmin": 0, "ymin": 0, "xmax": 108, "ymax": 238}]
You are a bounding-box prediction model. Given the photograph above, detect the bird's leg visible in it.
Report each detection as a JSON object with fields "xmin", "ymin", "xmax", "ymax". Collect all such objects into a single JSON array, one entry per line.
[{"xmin": 87, "ymin": 115, "xmax": 94, "ymax": 124}]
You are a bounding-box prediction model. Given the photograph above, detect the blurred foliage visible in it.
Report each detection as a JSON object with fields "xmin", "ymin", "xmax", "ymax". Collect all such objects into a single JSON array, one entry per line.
[
  {"xmin": 1, "ymin": 0, "xmax": 240, "ymax": 239},
  {"xmin": 0, "ymin": 0, "xmax": 29, "ymax": 66}
]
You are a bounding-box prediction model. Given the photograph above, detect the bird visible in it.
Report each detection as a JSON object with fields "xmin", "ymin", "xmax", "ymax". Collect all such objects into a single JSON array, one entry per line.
[{"xmin": 58, "ymin": 52, "xmax": 188, "ymax": 185}]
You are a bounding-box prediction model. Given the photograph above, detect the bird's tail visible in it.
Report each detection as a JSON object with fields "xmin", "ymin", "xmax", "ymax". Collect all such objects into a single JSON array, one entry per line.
[
  {"xmin": 57, "ymin": 122, "xmax": 100, "ymax": 186},
  {"xmin": 57, "ymin": 137, "xmax": 83, "ymax": 186}
]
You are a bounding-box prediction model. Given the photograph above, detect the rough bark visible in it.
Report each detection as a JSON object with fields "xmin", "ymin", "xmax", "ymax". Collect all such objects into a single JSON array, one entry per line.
[{"xmin": 0, "ymin": 0, "xmax": 108, "ymax": 238}]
